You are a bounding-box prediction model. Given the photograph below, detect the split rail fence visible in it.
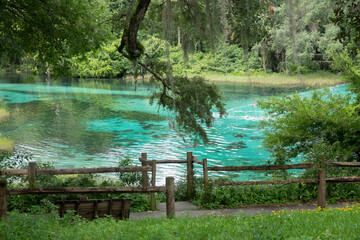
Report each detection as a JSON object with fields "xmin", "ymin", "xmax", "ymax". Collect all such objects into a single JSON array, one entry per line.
[
  {"xmin": 1, "ymin": 152, "xmax": 360, "ymax": 220},
  {"xmin": 0, "ymin": 162, "xmax": 176, "ymax": 220},
  {"xmin": 202, "ymin": 158, "xmax": 360, "ymax": 208}
]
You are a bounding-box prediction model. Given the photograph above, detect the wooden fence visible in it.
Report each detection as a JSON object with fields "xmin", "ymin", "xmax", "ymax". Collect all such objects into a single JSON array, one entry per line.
[
  {"xmin": 202, "ymin": 158, "xmax": 360, "ymax": 208},
  {"xmin": 2, "ymin": 152, "xmax": 360, "ymax": 220},
  {"xmin": 139, "ymin": 152, "xmax": 203, "ymax": 201},
  {"xmin": 0, "ymin": 162, "xmax": 176, "ymax": 219}
]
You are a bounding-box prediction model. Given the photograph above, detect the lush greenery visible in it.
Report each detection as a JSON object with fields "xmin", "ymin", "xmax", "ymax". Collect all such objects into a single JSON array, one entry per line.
[
  {"xmin": 1, "ymin": 0, "xmax": 345, "ymax": 77},
  {"xmin": 0, "ymin": 0, "xmax": 110, "ymax": 76},
  {"xmin": 2, "ymin": 204, "xmax": 360, "ymax": 239},
  {"xmin": 176, "ymin": 175, "xmax": 360, "ymax": 209},
  {"xmin": 256, "ymin": 0, "xmax": 360, "ymax": 168}
]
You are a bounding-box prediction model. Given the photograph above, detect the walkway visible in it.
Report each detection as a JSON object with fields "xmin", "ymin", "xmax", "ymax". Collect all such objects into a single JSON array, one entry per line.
[{"xmin": 130, "ymin": 201, "xmax": 355, "ymax": 219}]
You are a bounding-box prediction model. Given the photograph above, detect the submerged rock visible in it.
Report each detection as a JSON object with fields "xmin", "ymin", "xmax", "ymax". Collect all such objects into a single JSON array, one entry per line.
[
  {"xmin": 142, "ymin": 123, "xmax": 163, "ymax": 130},
  {"xmin": 226, "ymin": 141, "xmax": 247, "ymax": 149},
  {"xmin": 141, "ymin": 131, "xmax": 156, "ymax": 135},
  {"xmin": 152, "ymin": 134, "xmax": 168, "ymax": 139},
  {"xmin": 250, "ymin": 136, "xmax": 263, "ymax": 140},
  {"xmin": 122, "ymin": 129, "xmax": 133, "ymax": 132},
  {"xmin": 233, "ymin": 133, "xmax": 247, "ymax": 138}
]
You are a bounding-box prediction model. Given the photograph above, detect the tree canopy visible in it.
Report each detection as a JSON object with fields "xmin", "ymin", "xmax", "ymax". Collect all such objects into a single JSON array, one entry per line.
[
  {"xmin": 0, "ymin": 0, "xmax": 110, "ymax": 75},
  {"xmin": 258, "ymin": 0, "xmax": 360, "ymax": 165}
]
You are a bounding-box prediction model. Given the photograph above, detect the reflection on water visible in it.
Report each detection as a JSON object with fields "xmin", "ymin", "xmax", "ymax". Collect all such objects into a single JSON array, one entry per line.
[{"xmin": 0, "ymin": 73, "xmax": 345, "ymax": 182}]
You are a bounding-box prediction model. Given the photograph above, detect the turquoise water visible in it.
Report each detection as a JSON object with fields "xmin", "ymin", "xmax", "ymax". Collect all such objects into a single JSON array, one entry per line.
[{"xmin": 0, "ymin": 73, "xmax": 346, "ymax": 182}]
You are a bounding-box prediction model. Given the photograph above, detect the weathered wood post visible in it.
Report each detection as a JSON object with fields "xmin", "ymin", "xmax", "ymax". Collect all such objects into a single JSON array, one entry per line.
[
  {"xmin": 166, "ymin": 177, "xmax": 175, "ymax": 218},
  {"xmin": 203, "ymin": 158, "xmax": 209, "ymax": 193},
  {"xmin": 0, "ymin": 180, "xmax": 7, "ymax": 220},
  {"xmin": 317, "ymin": 155, "xmax": 326, "ymax": 209},
  {"xmin": 28, "ymin": 161, "xmax": 37, "ymax": 188},
  {"xmin": 140, "ymin": 153, "xmax": 148, "ymax": 187},
  {"xmin": 187, "ymin": 152, "xmax": 194, "ymax": 200},
  {"xmin": 150, "ymin": 160, "xmax": 156, "ymax": 211}
]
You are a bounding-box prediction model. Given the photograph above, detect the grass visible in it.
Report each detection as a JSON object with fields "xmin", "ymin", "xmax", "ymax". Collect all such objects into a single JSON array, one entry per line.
[
  {"xmin": 0, "ymin": 109, "xmax": 10, "ymax": 122},
  {"xmin": 1, "ymin": 204, "xmax": 360, "ymax": 239},
  {"xmin": 200, "ymin": 71, "xmax": 345, "ymax": 86},
  {"xmin": 0, "ymin": 138, "xmax": 14, "ymax": 152},
  {"xmin": 128, "ymin": 71, "xmax": 345, "ymax": 87}
]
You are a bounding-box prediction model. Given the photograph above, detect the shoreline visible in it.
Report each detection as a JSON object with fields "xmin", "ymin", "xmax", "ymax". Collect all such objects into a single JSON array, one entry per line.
[
  {"xmin": 1, "ymin": 71, "xmax": 345, "ymax": 87},
  {"xmin": 126, "ymin": 71, "xmax": 345, "ymax": 87}
]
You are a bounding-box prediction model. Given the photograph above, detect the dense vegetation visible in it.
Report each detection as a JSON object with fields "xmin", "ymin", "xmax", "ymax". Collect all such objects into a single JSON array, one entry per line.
[
  {"xmin": 257, "ymin": 0, "xmax": 360, "ymax": 167},
  {"xmin": 0, "ymin": 0, "xmax": 344, "ymax": 77}
]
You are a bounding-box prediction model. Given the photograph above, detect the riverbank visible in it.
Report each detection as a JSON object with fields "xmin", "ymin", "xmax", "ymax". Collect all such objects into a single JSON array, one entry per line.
[
  {"xmin": 127, "ymin": 71, "xmax": 345, "ymax": 86},
  {"xmin": 201, "ymin": 71, "xmax": 344, "ymax": 86}
]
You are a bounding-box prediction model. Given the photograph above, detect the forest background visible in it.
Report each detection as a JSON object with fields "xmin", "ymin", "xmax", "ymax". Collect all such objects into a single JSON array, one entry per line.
[{"xmin": 0, "ymin": 0, "xmax": 350, "ymax": 78}]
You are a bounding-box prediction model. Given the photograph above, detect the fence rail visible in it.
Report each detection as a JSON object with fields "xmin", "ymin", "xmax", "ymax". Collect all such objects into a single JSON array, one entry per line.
[
  {"xmin": 8, "ymin": 186, "xmax": 168, "ymax": 195},
  {"xmin": 207, "ymin": 163, "xmax": 317, "ymax": 171},
  {"xmin": 203, "ymin": 158, "xmax": 360, "ymax": 209},
  {"xmin": 0, "ymin": 166, "xmax": 152, "ymax": 176},
  {"xmin": 2, "ymin": 151, "xmax": 360, "ymax": 220},
  {"xmin": 0, "ymin": 161, "xmax": 176, "ymax": 219}
]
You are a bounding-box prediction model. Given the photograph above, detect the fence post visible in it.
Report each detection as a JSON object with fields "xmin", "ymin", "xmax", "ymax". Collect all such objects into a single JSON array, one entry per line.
[
  {"xmin": 140, "ymin": 153, "xmax": 148, "ymax": 187},
  {"xmin": 317, "ymin": 155, "xmax": 326, "ymax": 209},
  {"xmin": 28, "ymin": 161, "xmax": 37, "ymax": 188},
  {"xmin": 0, "ymin": 180, "xmax": 7, "ymax": 220},
  {"xmin": 317, "ymin": 168, "xmax": 326, "ymax": 209},
  {"xmin": 187, "ymin": 152, "xmax": 194, "ymax": 200},
  {"xmin": 150, "ymin": 160, "xmax": 156, "ymax": 211},
  {"xmin": 166, "ymin": 177, "xmax": 175, "ymax": 218},
  {"xmin": 203, "ymin": 158, "xmax": 209, "ymax": 193}
]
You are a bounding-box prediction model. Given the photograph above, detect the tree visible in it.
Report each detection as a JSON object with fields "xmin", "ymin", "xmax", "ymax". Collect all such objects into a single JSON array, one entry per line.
[
  {"xmin": 258, "ymin": 89, "xmax": 360, "ymax": 165},
  {"xmin": 0, "ymin": 0, "xmax": 227, "ymax": 143},
  {"xmin": 0, "ymin": 0, "xmax": 110, "ymax": 75},
  {"xmin": 269, "ymin": 0, "xmax": 339, "ymax": 73},
  {"xmin": 117, "ymin": 0, "xmax": 227, "ymax": 143},
  {"xmin": 334, "ymin": 0, "xmax": 360, "ymax": 55},
  {"xmin": 258, "ymin": 0, "xmax": 360, "ymax": 166}
]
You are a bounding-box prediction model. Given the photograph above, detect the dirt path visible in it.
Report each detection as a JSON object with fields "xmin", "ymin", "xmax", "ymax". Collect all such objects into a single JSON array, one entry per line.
[{"xmin": 130, "ymin": 201, "xmax": 355, "ymax": 219}]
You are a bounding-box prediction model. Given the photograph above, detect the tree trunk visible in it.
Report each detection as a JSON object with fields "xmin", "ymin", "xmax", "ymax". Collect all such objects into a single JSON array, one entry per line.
[
  {"xmin": 261, "ymin": 44, "xmax": 267, "ymax": 73},
  {"xmin": 118, "ymin": 0, "xmax": 152, "ymax": 58}
]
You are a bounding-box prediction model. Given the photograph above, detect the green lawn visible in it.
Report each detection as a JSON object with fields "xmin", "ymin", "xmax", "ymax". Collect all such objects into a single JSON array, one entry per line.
[
  {"xmin": 130, "ymin": 71, "xmax": 345, "ymax": 87},
  {"xmin": 1, "ymin": 204, "xmax": 359, "ymax": 239},
  {"xmin": 201, "ymin": 71, "xmax": 345, "ymax": 86}
]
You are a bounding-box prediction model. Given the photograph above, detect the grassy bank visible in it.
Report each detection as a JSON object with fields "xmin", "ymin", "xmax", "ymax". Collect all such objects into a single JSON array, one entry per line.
[
  {"xmin": 1, "ymin": 204, "xmax": 360, "ymax": 239},
  {"xmin": 128, "ymin": 71, "xmax": 345, "ymax": 86},
  {"xmin": 200, "ymin": 71, "xmax": 345, "ymax": 86}
]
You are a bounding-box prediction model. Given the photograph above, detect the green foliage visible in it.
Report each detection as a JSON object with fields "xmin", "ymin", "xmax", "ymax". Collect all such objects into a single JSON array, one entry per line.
[
  {"xmin": 258, "ymin": 88, "xmax": 360, "ymax": 165},
  {"xmin": 116, "ymin": 157, "xmax": 142, "ymax": 186},
  {"xmin": 334, "ymin": 0, "xmax": 360, "ymax": 54},
  {"xmin": 331, "ymin": 48, "xmax": 360, "ymax": 100},
  {"xmin": 270, "ymin": 0, "xmax": 338, "ymax": 72},
  {"xmin": 150, "ymin": 75, "xmax": 226, "ymax": 143},
  {"xmin": 0, "ymin": 0, "xmax": 111, "ymax": 75},
  {"xmin": 71, "ymin": 40, "xmax": 132, "ymax": 78}
]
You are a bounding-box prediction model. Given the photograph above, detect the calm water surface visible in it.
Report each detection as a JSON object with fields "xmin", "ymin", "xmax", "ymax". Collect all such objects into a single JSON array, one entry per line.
[{"xmin": 0, "ymin": 73, "xmax": 345, "ymax": 182}]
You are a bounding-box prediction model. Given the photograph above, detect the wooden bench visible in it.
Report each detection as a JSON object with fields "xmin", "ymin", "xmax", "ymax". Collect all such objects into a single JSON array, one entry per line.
[{"xmin": 56, "ymin": 198, "xmax": 131, "ymax": 220}]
